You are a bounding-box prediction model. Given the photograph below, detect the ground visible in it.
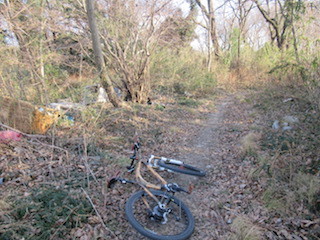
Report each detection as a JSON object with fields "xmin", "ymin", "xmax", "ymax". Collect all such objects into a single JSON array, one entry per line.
[
  {"xmin": 103, "ymin": 92, "xmax": 258, "ymax": 240},
  {"xmin": 0, "ymin": 90, "xmax": 319, "ymax": 240},
  {"xmin": 104, "ymin": 91, "xmax": 279, "ymax": 240},
  {"xmin": 175, "ymin": 93, "xmax": 255, "ymax": 239},
  {"xmin": 157, "ymin": 92, "xmax": 263, "ymax": 240}
]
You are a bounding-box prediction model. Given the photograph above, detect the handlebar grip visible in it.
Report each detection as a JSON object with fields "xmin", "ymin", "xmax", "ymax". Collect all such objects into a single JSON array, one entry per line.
[{"xmin": 107, "ymin": 177, "xmax": 118, "ymax": 188}]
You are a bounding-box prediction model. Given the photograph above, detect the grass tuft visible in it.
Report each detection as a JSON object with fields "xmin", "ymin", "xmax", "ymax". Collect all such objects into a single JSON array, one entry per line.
[
  {"xmin": 178, "ymin": 97, "xmax": 200, "ymax": 107},
  {"xmin": 240, "ymin": 132, "xmax": 260, "ymax": 157},
  {"xmin": 227, "ymin": 215, "xmax": 263, "ymax": 240},
  {"xmin": 0, "ymin": 200, "xmax": 11, "ymax": 211}
]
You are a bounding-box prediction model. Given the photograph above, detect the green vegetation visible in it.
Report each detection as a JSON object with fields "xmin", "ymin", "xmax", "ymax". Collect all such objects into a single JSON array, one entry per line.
[
  {"xmin": 0, "ymin": 187, "xmax": 92, "ymax": 240},
  {"xmin": 150, "ymin": 47, "xmax": 217, "ymax": 96}
]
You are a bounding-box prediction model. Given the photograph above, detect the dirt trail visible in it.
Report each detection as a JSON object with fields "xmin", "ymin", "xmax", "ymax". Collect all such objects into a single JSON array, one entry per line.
[
  {"xmin": 125, "ymin": 92, "xmax": 259, "ymax": 240},
  {"xmin": 171, "ymin": 93, "xmax": 256, "ymax": 240}
]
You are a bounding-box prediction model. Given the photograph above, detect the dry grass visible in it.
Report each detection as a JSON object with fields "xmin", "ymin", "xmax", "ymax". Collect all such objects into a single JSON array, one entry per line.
[
  {"xmin": 0, "ymin": 94, "xmax": 214, "ymax": 240},
  {"xmin": 216, "ymin": 65, "xmax": 268, "ymax": 92},
  {"xmin": 240, "ymin": 132, "xmax": 261, "ymax": 157},
  {"xmin": 227, "ymin": 216, "xmax": 263, "ymax": 240},
  {"xmin": 246, "ymin": 81, "xmax": 320, "ymax": 239},
  {"xmin": 0, "ymin": 199, "xmax": 11, "ymax": 211}
]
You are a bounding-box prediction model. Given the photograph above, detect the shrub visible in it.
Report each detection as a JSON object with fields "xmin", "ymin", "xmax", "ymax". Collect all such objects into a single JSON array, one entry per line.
[{"xmin": 150, "ymin": 47, "xmax": 217, "ymax": 96}]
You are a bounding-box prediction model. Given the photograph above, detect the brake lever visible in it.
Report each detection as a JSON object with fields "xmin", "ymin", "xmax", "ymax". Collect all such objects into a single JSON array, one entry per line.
[
  {"xmin": 108, "ymin": 177, "xmax": 136, "ymax": 188},
  {"xmin": 107, "ymin": 171, "xmax": 121, "ymax": 188},
  {"xmin": 179, "ymin": 186, "xmax": 190, "ymax": 194}
]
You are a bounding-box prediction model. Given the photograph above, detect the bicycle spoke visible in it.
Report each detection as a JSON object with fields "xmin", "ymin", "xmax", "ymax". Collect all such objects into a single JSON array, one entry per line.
[{"xmin": 127, "ymin": 191, "xmax": 192, "ymax": 238}]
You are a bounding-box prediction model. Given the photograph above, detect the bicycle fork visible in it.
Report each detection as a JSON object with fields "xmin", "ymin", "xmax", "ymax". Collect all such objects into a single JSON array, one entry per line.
[{"xmin": 142, "ymin": 193, "xmax": 182, "ymax": 224}]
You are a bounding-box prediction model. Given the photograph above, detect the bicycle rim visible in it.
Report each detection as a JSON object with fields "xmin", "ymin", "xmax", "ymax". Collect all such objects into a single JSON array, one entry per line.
[
  {"xmin": 125, "ymin": 190, "xmax": 194, "ymax": 240},
  {"xmin": 158, "ymin": 161, "xmax": 206, "ymax": 177}
]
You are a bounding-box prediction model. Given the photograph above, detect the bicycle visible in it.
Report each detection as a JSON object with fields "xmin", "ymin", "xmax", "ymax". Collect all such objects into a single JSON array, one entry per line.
[{"xmin": 108, "ymin": 139, "xmax": 206, "ymax": 240}]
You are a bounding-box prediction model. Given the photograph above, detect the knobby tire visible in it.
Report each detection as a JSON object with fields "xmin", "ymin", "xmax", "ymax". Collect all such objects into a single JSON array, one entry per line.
[
  {"xmin": 158, "ymin": 160, "xmax": 206, "ymax": 177},
  {"xmin": 125, "ymin": 190, "xmax": 195, "ymax": 240}
]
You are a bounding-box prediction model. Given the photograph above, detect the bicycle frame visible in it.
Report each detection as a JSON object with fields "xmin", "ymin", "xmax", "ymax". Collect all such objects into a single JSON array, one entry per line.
[
  {"xmin": 135, "ymin": 160, "xmax": 172, "ymax": 209},
  {"xmin": 107, "ymin": 137, "xmax": 191, "ymax": 222},
  {"xmin": 109, "ymin": 155, "xmax": 187, "ymax": 216},
  {"xmin": 107, "ymin": 140, "xmax": 198, "ymax": 240}
]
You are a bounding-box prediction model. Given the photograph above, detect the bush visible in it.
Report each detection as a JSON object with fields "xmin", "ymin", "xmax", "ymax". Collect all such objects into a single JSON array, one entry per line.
[
  {"xmin": 1, "ymin": 187, "xmax": 93, "ymax": 240},
  {"xmin": 150, "ymin": 47, "xmax": 217, "ymax": 96}
]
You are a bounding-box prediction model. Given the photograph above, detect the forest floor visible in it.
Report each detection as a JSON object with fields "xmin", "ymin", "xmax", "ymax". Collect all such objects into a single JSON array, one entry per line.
[
  {"xmin": 169, "ymin": 92, "xmax": 261, "ymax": 240},
  {"xmin": 0, "ymin": 88, "xmax": 319, "ymax": 240}
]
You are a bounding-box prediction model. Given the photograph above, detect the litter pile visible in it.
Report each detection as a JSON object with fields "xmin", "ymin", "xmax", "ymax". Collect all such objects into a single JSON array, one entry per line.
[{"xmin": 0, "ymin": 96, "xmax": 60, "ymax": 134}]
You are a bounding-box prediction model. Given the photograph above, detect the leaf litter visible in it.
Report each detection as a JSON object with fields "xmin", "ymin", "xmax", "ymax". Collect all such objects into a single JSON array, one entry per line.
[{"xmin": 0, "ymin": 92, "xmax": 319, "ymax": 239}]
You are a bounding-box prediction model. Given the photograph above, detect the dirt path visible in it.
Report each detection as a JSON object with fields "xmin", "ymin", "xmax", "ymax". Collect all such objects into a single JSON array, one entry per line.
[
  {"xmin": 122, "ymin": 92, "xmax": 262, "ymax": 240},
  {"xmin": 171, "ymin": 93, "xmax": 257, "ymax": 240}
]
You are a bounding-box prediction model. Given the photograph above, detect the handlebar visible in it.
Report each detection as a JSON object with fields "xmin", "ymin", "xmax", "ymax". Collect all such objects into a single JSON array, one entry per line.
[
  {"xmin": 107, "ymin": 177, "xmax": 136, "ymax": 188},
  {"xmin": 130, "ymin": 142, "xmax": 140, "ymax": 159},
  {"xmin": 109, "ymin": 137, "xmax": 191, "ymax": 198},
  {"xmin": 127, "ymin": 141, "xmax": 141, "ymax": 171}
]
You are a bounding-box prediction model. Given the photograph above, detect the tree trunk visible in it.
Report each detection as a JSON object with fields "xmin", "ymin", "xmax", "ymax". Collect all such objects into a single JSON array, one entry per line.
[
  {"xmin": 253, "ymin": 0, "xmax": 289, "ymax": 50},
  {"xmin": 123, "ymin": 75, "xmax": 149, "ymax": 104},
  {"xmin": 195, "ymin": 0, "xmax": 220, "ymax": 66},
  {"xmin": 85, "ymin": 0, "xmax": 120, "ymax": 107},
  {"xmin": 208, "ymin": 0, "xmax": 220, "ymax": 57}
]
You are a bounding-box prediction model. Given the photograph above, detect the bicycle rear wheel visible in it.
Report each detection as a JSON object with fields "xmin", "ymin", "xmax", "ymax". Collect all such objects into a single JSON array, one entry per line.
[
  {"xmin": 125, "ymin": 190, "xmax": 194, "ymax": 240},
  {"xmin": 158, "ymin": 160, "xmax": 206, "ymax": 177}
]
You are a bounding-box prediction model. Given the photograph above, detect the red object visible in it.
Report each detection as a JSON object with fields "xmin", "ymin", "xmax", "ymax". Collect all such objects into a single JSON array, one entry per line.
[{"xmin": 0, "ymin": 130, "xmax": 22, "ymax": 143}]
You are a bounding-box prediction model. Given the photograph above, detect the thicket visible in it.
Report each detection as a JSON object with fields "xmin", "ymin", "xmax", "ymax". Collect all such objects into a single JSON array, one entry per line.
[{"xmin": 0, "ymin": 1, "xmax": 319, "ymax": 106}]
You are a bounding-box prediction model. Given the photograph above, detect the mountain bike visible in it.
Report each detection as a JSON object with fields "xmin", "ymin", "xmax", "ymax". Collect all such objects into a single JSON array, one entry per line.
[{"xmin": 108, "ymin": 139, "xmax": 205, "ymax": 240}]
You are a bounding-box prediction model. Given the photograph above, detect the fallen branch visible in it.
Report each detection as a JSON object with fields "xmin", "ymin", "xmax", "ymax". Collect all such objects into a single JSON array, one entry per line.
[
  {"xmin": 82, "ymin": 140, "xmax": 99, "ymax": 186},
  {"xmin": 81, "ymin": 187, "xmax": 119, "ymax": 239},
  {"xmin": 30, "ymin": 138, "xmax": 69, "ymax": 159}
]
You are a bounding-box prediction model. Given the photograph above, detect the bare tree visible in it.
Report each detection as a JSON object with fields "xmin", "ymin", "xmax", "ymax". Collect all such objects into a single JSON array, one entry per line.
[
  {"xmin": 252, "ymin": 0, "xmax": 305, "ymax": 50},
  {"xmin": 85, "ymin": 0, "xmax": 120, "ymax": 107},
  {"xmin": 97, "ymin": 0, "xmax": 176, "ymax": 103},
  {"xmin": 0, "ymin": 0, "xmax": 50, "ymax": 103},
  {"xmin": 229, "ymin": 0, "xmax": 253, "ymax": 64},
  {"xmin": 192, "ymin": 0, "xmax": 221, "ymax": 71}
]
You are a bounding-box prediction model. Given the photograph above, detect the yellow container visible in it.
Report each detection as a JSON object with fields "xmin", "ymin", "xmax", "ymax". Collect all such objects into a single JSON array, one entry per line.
[{"xmin": 0, "ymin": 97, "xmax": 60, "ymax": 134}]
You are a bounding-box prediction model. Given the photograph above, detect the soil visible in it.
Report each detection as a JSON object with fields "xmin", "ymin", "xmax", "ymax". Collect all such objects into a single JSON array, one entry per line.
[
  {"xmin": 1, "ymin": 91, "xmax": 318, "ymax": 240},
  {"xmin": 166, "ymin": 93, "xmax": 257, "ymax": 240},
  {"xmin": 120, "ymin": 92, "xmax": 261, "ymax": 240}
]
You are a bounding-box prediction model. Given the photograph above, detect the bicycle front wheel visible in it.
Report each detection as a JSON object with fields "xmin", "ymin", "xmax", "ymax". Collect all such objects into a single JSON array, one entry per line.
[
  {"xmin": 158, "ymin": 160, "xmax": 206, "ymax": 177},
  {"xmin": 125, "ymin": 190, "xmax": 194, "ymax": 240}
]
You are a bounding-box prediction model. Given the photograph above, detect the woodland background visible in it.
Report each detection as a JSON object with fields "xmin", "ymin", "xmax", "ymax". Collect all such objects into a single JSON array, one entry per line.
[{"xmin": 0, "ymin": 0, "xmax": 319, "ymax": 239}]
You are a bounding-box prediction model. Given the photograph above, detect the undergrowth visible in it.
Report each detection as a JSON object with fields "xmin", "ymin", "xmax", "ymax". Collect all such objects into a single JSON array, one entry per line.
[
  {"xmin": 0, "ymin": 93, "xmax": 215, "ymax": 240},
  {"xmin": 0, "ymin": 187, "xmax": 93, "ymax": 240},
  {"xmin": 244, "ymin": 83, "xmax": 320, "ymax": 238}
]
